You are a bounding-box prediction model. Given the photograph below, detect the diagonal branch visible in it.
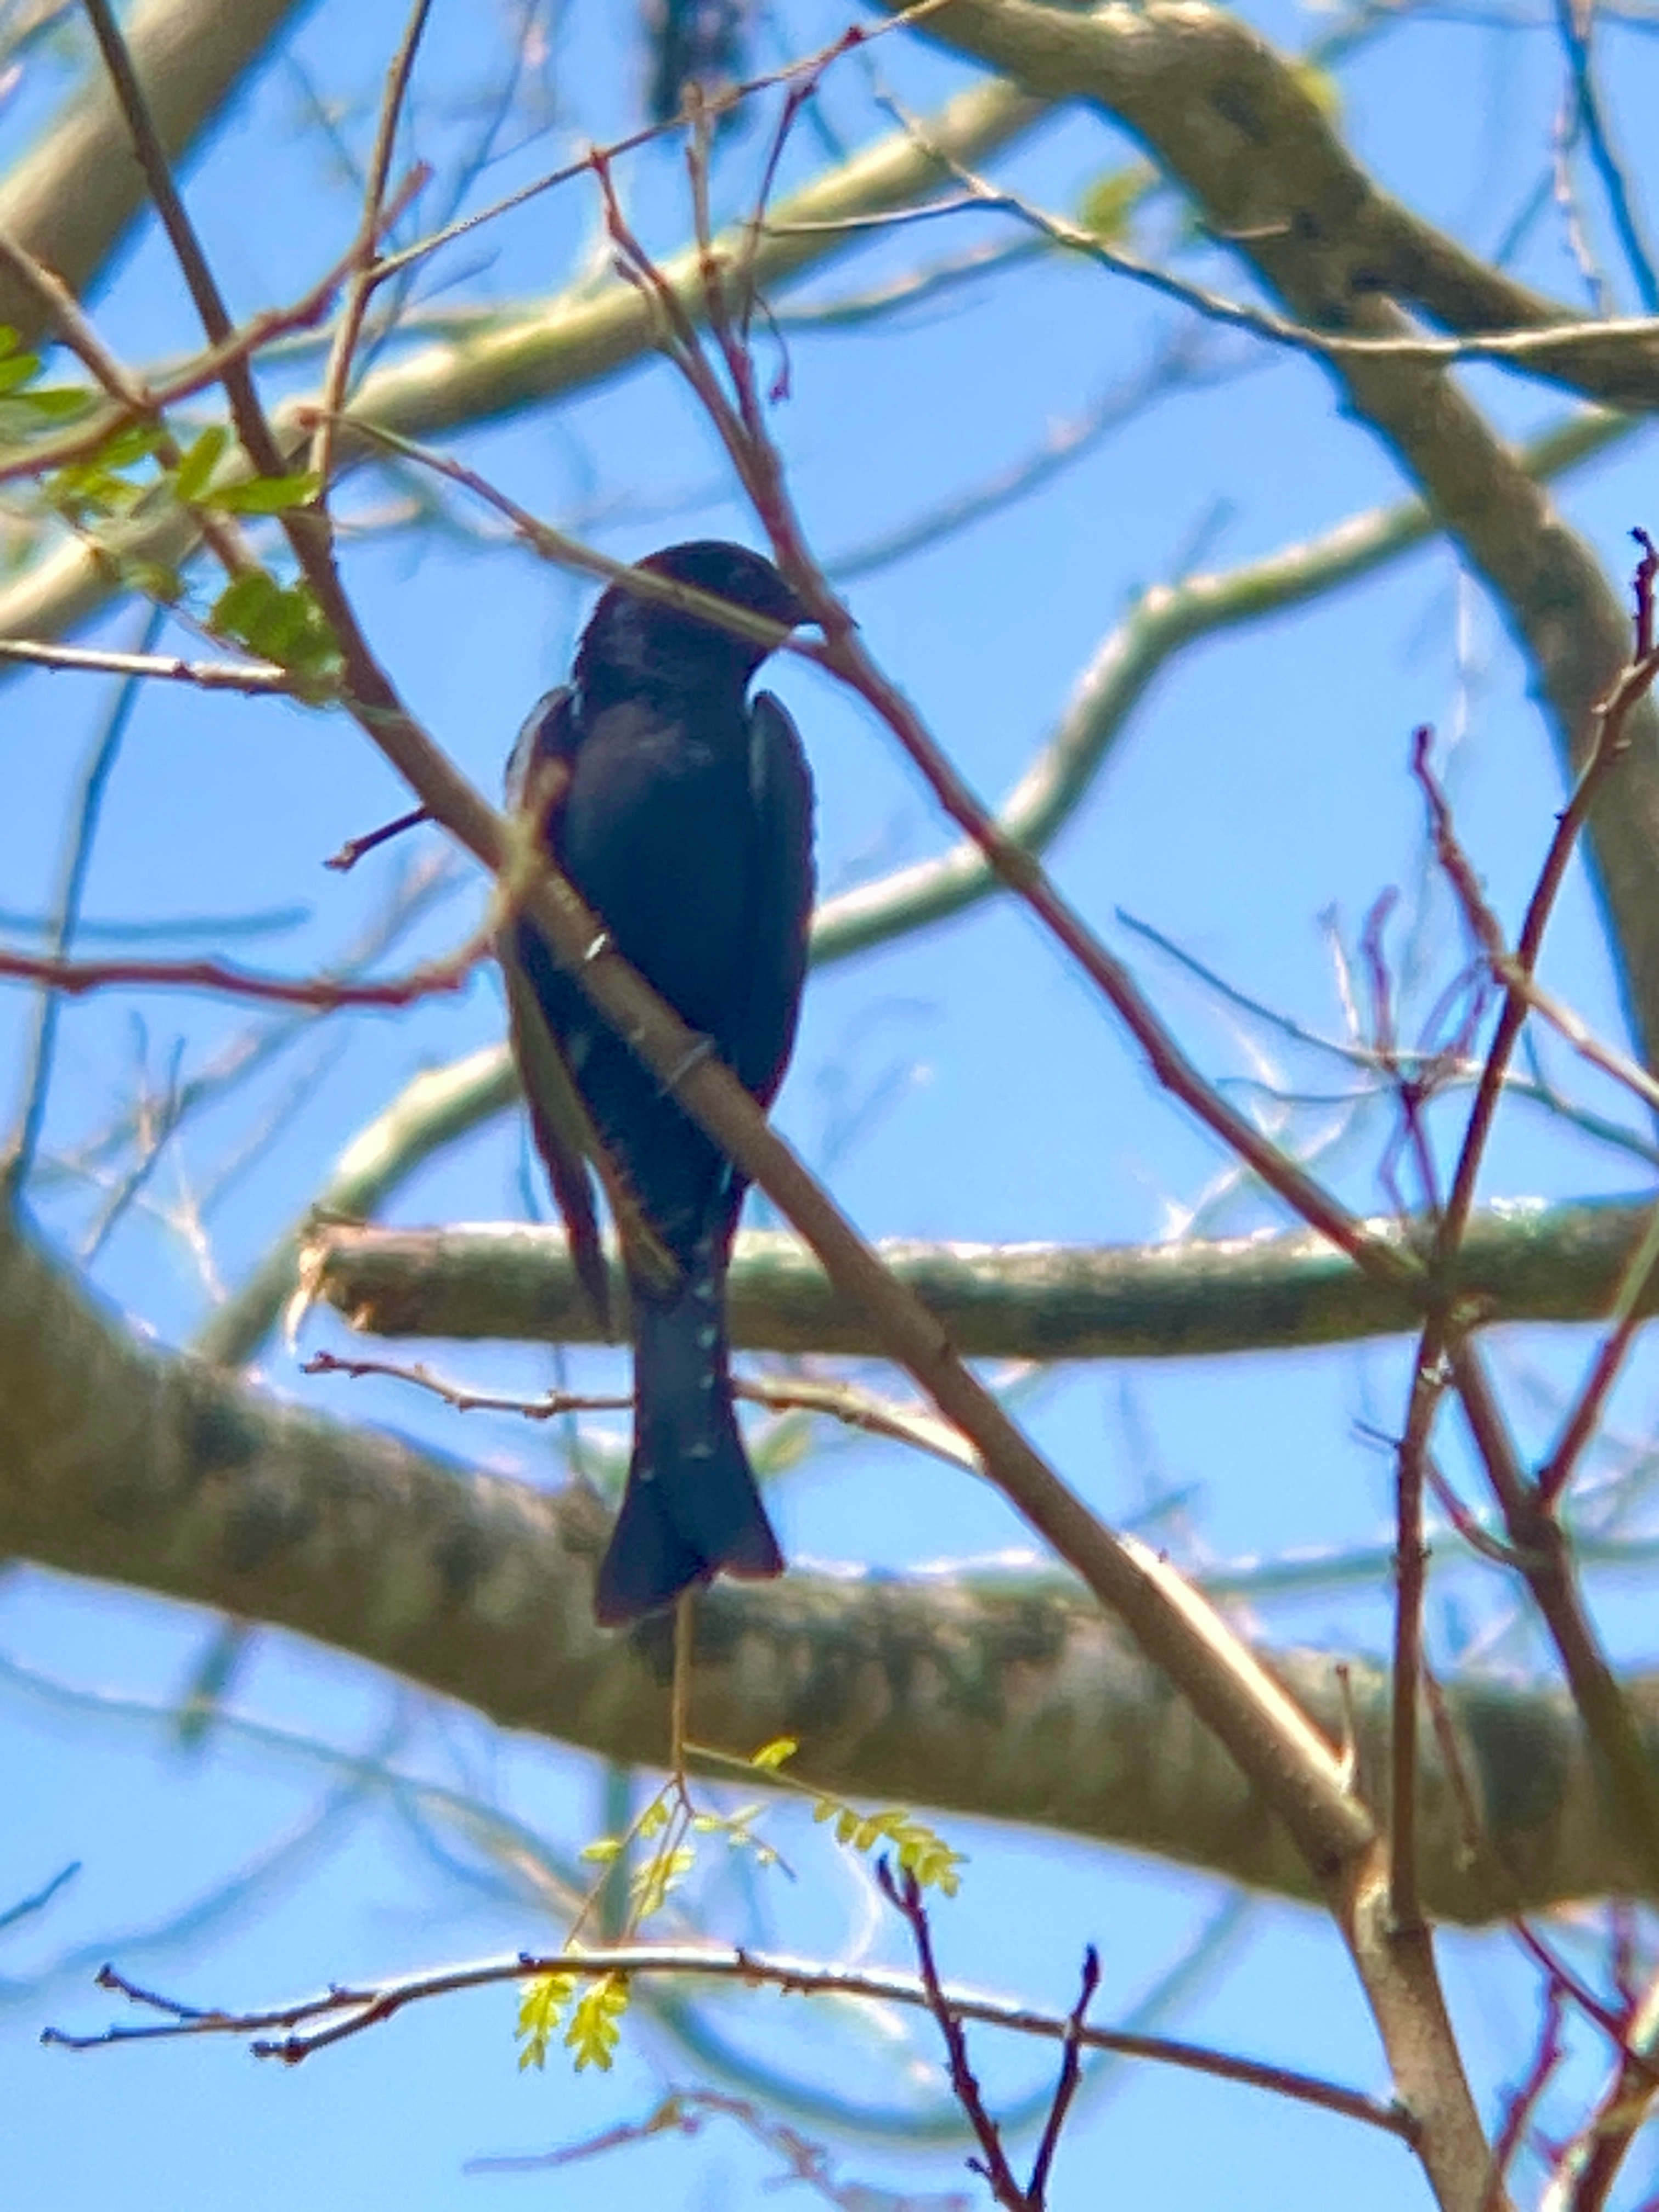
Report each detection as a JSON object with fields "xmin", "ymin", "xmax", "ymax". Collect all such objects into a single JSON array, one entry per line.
[{"xmin": 882, "ymin": 0, "xmax": 1659, "ymax": 1070}]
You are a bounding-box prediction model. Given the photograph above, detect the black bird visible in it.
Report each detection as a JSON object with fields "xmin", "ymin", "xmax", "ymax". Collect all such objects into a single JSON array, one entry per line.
[{"xmin": 503, "ymin": 541, "xmax": 814, "ymax": 1626}]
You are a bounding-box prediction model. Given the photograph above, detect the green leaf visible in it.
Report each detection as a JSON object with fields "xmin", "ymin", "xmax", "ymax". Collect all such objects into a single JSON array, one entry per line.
[
  {"xmin": 211, "ymin": 567, "xmax": 281, "ymax": 641},
  {"xmin": 17, "ymin": 385, "xmax": 91, "ymax": 421},
  {"xmin": 206, "ymin": 468, "xmax": 321, "ymax": 515},
  {"xmin": 94, "ymin": 420, "xmax": 163, "ymax": 471},
  {"xmin": 208, "ymin": 568, "xmax": 341, "ymax": 688},
  {"xmin": 0, "ymin": 350, "xmax": 42, "ymax": 395},
  {"xmin": 173, "ymin": 424, "xmax": 229, "ymax": 504},
  {"xmin": 750, "ymin": 1735, "xmax": 798, "ymax": 1771},
  {"xmin": 748, "ymin": 1409, "xmax": 813, "ymax": 1476},
  {"xmin": 629, "ymin": 1843, "xmax": 695, "ymax": 1919},
  {"xmin": 578, "ymin": 1836, "xmax": 623, "ymax": 1864},
  {"xmin": 123, "ymin": 559, "xmax": 184, "ymax": 605}
]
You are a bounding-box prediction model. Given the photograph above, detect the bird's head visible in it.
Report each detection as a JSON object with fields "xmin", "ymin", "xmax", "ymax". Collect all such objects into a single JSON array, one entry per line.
[{"xmin": 574, "ymin": 540, "xmax": 807, "ymax": 708}]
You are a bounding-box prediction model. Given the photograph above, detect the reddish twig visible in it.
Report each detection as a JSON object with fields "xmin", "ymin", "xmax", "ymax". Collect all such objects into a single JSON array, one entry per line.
[
  {"xmin": 1551, "ymin": 1958, "xmax": 1659, "ymax": 2211},
  {"xmin": 1437, "ymin": 548, "xmax": 1659, "ymax": 1273},
  {"xmin": 1026, "ymin": 1945, "xmax": 1102, "ymax": 2206},
  {"xmin": 0, "ymin": 930, "xmax": 489, "ymax": 1012},
  {"xmin": 323, "ymin": 804, "xmax": 432, "ymax": 873},
  {"xmin": 1404, "ymin": 548, "xmax": 1659, "ymax": 1894},
  {"xmin": 1390, "ymin": 1356, "xmax": 1437, "ymax": 1933},
  {"xmin": 1482, "ymin": 1979, "xmax": 1567, "ymax": 2212},
  {"xmin": 1536, "ymin": 1187, "xmax": 1659, "ymax": 1503},
  {"xmin": 876, "ymin": 1857, "xmax": 1032, "ymax": 2209},
  {"xmin": 0, "ymin": 161, "xmax": 429, "ymax": 495},
  {"xmin": 1513, "ymin": 1921, "xmax": 1659, "ymax": 2083}
]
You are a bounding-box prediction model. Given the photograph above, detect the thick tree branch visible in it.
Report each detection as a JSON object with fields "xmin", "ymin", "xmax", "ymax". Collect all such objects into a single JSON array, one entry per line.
[
  {"xmin": 1, "ymin": 1204, "xmax": 1652, "ymax": 1930},
  {"xmin": 0, "ymin": 0, "xmax": 309, "ymax": 344},
  {"xmin": 304, "ymin": 1197, "xmax": 1659, "ymax": 1358}
]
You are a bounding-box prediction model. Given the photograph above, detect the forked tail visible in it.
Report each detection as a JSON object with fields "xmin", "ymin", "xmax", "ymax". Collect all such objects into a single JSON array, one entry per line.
[{"xmin": 593, "ymin": 1248, "xmax": 783, "ymax": 1626}]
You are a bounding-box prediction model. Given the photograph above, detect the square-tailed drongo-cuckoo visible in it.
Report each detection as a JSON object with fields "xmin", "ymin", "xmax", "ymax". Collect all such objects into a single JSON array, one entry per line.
[{"xmin": 503, "ymin": 541, "xmax": 814, "ymax": 1626}]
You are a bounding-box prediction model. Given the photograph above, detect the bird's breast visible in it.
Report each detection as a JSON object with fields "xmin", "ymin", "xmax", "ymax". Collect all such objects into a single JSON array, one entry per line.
[{"xmin": 556, "ymin": 704, "xmax": 758, "ymax": 1037}]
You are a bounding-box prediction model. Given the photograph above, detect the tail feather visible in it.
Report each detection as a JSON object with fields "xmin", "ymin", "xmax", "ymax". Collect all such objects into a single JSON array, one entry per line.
[{"xmin": 594, "ymin": 1254, "xmax": 782, "ymax": 1626}]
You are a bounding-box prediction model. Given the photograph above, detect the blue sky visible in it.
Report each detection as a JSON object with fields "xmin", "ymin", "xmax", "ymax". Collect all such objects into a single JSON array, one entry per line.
[{"xmin": 5, "ymin": 0, "xmax": 1659, "ymax": 2204}]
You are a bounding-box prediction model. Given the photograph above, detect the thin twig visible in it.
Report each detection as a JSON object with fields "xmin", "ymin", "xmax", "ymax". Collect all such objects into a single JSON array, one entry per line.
[
  {"xmin": 875, "ymin": 110, "xmax": 1659, "ymax": 376},
  {"xmin": 1482, "ymin": 1979, "xmax": 1566, "ymax": 2212},
  {"xmin": 323, "ymin": 804, "xmax": 431, "ymax": 873},
  {"xmin": 1553, "ymin": 0, "xmax": 1659, "ymax": 311},
  {"xmin": 41, "ymin": 1943, "xmax": 1409, "ymax": 2138},
  {"xmin": 0, "ymin": 929, "xmax": 491, "ymax": 1011},
  {"xmin": 308, "ymin": 0, "xmax": 436, "ymax": 495},
  {"xmin": 3, "ymin": 606, "xmax": 159, "ymax": 1195},
  {"xmin": 360, "ymin": 0, "xmax": 960, "ymax": 288},
  {"xmin": 1537, "ymin": 1186, "xmax": 1659, "ymax": 1502},
  {"xmin": 876, "ymin": 1859, "xmax": 1029, "ymax": 2208},
  {"xmin": 0, "ymin": 637, "xmax": 293, "ymax": 692},
  {"xmin": 0, "ymin": 1860, "xmax": 80, "ymax": 1934},
  {"xmin": 302, "ymin": 1345, "xmax": 981, "ymax": 1470},
  {"xmin": 1025, "ymin": 1945, "xmax": 1102, "ymax": 2205}
]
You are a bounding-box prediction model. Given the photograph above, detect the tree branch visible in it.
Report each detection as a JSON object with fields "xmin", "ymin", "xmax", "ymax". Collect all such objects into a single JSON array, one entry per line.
[
  {"xmin": 302, "ymin": 1197, "xmax": 1659, "ymax": 1359},
  {"xmin": 0, "ymin": 0, "xmax": 308, "ymax": 345},
  {"xmin": 2, "ymin": 1204, "xmax": 1653, "ymax": 1929},
  {"xmin": 881, "ymin": 0, "xmax": 1659, "ymax": 1072}
]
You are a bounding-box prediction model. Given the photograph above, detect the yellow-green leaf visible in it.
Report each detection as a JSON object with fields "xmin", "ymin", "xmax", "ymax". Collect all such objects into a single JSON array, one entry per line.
[
  {"xmin": 566, "ymin": 1974, "xmax": 629, "ymax": 2072},
  {"xmin": 1289, "ymin": 57, "xmax": 1341, "ymax": 122},
  {"xmin": 173, "ymin": 424, "xmax": 229, "ymax": 504},
  {"xmin": 0, "ymin": 349, "xmax": 42, "ymax": 394},
  {"xmin": 205, "ymin": 468, "xmax": 321, "ymax": 515},
  {"xmin": 515, "ymin": 1971, "xmax": 575, "ymax": 2072},
  {"xmin": 1076, "ymin": 161, "xmax": 1156, "ymax": 244},
  {"xmin": 751, "ymin": 1735, "xmax": 799, "ymax": 1771}
]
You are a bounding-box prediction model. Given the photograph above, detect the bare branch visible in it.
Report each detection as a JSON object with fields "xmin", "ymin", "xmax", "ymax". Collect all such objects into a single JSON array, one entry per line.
[{"xmin": 41, "ymin": 1939, "xmax": 1407, "ymax": 2143}]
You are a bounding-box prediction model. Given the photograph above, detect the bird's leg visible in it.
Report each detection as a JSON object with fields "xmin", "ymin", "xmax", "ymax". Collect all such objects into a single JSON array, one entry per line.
[{"xmin": 670, "ymin": 1587, "xmax": 696, "ymax": 1790}]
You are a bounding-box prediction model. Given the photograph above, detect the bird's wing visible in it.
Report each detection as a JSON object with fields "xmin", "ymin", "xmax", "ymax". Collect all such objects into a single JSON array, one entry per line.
[
  {"xmin": 501, "ymin": 690, "xmax": 614, "ymax": 1330},
  {"xmin": 736, "ymin": 690, "xmax": 815, "ymax": 1107},
  {"xmin": 501, "ymin": 687, "xmax": 680, "ymax": 1326}
]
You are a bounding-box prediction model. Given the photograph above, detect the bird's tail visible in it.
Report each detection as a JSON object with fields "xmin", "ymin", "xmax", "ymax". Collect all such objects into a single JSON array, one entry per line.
[{"xmin": 594, "ymin": 1245, "xmax": 783, "ymax": 1626}]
